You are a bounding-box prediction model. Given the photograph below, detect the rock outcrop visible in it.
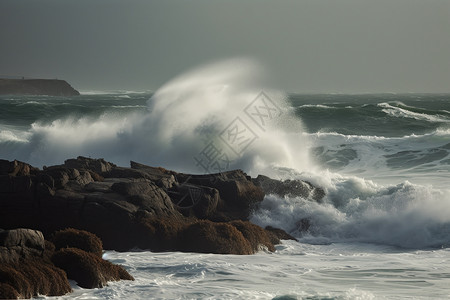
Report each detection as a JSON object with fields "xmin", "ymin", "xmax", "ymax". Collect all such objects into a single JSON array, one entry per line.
[
  {"xmin": 0, "ymin": 228, "xmax": 133, "ymax": 299},
  {"xmin": 0, "ymin": 79, "xmax": 80, "ymax": 96},
  {"xmin": 253, "ymin": 175, "xmax": 325, "ymax": 201},
  {"xmin": 0, "ymin": 157, "xmax": 323, "ymax": 254},
  {"xmin": 52, "ymin": 247, "xmax": 133, "ymax": 289},
  {"xmin": 0, "ymin": 156, "xmax": 330, "ymax": 299},
  {"xmin": 0, "ymin": 229, "xmax": 72, "ymax": 299}
]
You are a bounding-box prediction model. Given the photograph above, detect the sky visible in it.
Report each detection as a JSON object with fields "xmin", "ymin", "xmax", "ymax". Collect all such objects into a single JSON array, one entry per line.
[{"xmin": 1, "ymin": 0, "xmax": 449, "ymax": 93}]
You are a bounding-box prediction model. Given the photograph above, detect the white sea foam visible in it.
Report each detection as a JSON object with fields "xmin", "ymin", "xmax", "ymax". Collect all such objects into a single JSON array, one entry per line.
[
  {"xmin": 80, "ymin": 90, "xmax": 150, "ymax": 95},
  {"xmin": 251, "ymin": 171, "xmax": 450, "ymax": 249},
  {"xmin": 1, "ymin": 59, "xmax": 313, "ymax": 176},
  {"xmin": 2, "ymin": 60, "xmax": 449, "ymax": 251},
  {"xmin": 306, "ymin": 128, "xmax": 450, "ymax": 188},
  {"xmin": 378, "ymin": 102, "xmax": 450, "ymax": 123},
  {"xmin": 51, "ymin": 245, "xmax": 450, "ymax": 299},
  {"xmin": 299, "ymin": 104, "xmax": 336, "ymax": 109}
]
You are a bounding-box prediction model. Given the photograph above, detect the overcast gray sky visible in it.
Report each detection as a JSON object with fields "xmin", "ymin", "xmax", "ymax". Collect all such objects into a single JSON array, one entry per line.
[{"xmin": 1, "ymin": 0, "xmax": 449, "ymax": 93}]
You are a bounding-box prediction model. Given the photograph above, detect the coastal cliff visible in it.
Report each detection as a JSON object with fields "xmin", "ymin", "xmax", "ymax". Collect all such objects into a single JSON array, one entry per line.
[{"xmin": 0, "ymin": 79, "xmax": 80, "ymax": 96}]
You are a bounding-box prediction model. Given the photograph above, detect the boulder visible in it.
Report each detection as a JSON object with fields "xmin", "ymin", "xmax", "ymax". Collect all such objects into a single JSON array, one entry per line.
[
  {"xmin": 0, "ymin": 160, "xmax": 38, "ymax": 177},
  {"xmin": 52, "ymin": 228, "xmax": 103, "ymax": 257},
  {"xmin": 0, "ymin": 227, "xmax": 133, "ymax": 299},
  {"xmin": 265, "ymin": 226, "xmax": 297, "ymax": 242},
  {"xmin": 0, "ymin": 229, "xmax": 72, "ymax": 299},
  {"xmin": 169, "ymin": 184, "xmax": 219, "ymax": 219},
  {"xmin": 176, "ymin": 170, "xmax": 265, "ymax": 220},
  {"xmin": 0, "ymin": 259, "xmax": 72, "ymax": 299},
  {"xmin": 229, "ymin": 220, "xmax": 275, "ymax": 252},
  {"xmin": 51, "ymin": 248, "xmax": 134, "ymax": 289},
  {"xmin": 136, "ymin": 217, "xmax": 187, "ymax": 251},
  {"xmin": 178, "ymin": 220, "xmax": 253, "ymax": 254},
  {"xmin": 64, "ymin": 156, "xmax": 115, "ymax": 174},
  {"xmin": 253, "ymin": 175, "xmax": 325, "ymax": 201},
  {"xmin": 0, "ymin": 229, "xmax": 45, "ymax": 263},
  {"xmin": 130, "ymin": 161, "xmax": 176, "ymax": 189}
]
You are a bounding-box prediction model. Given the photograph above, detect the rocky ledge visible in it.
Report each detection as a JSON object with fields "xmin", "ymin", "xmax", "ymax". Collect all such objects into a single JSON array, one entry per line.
[
  {"xmin": 0, "ymin": 157, "xmax": 324, "ymax": 298},
  {"xmin": 0, "ymin": 79, "xmax": 80, "ymax": 96}
]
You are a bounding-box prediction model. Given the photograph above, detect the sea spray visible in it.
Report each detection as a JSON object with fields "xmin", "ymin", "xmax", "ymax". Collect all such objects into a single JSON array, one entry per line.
[
  {"xmin": 3, "ymin": 85, "xmax": 450, "ymax": 298},
  {"xmin": 0, "ymin": 59, "xmax": 313, "ymax": 175},
  {"xmin": 1, "ymin": 61, "xmax": 450, "ymax": 250},
  {"xmin": 250, "ymin": 169, "xmax": 450, "ymax": 248}
]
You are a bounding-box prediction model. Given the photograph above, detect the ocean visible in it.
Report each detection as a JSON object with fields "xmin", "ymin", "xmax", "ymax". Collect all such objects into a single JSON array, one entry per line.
[{"xmin": 1, "ymin": 63, "xmax": 450, "ymax": 299}]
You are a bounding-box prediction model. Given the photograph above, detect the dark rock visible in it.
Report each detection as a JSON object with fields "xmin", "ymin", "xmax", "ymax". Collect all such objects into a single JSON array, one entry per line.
[
  {"xmin": 51, "ymin": 248, "xmax": 134, "ymax": 289},
  {"xmin": 52, "ymin": 228, "xmax": 103, "ymax": 257},
  {"xmin": 0, "ymin": 260, "xmax": 72, "ymax": 299},
  {"xmin": 64, "ymin": 157, "xmax": 115, "ymax": 174},
  {"xmin": 0, "ymin": 157, "xmax": 310, "ymax": 255},
  {"xmin": 178, "ymin": 220, "xmax": 253, "ymax": 254},
  {"xmin": 0, "ymin": 229, "xmax": 72, "ymax": 299},
  {"xmin": 0, "ymin": 160, "xmax": 38, "ymax": 177},
  {"xmin": 0, "ymin": 283, "xmax": 19, "ymax": 299},
  {"xmin": 265, "ymin": 226, "xmax": 297, "ymax": 241},
  {"xmin": 253, "ymin": 175, "xmax": 325, "ymax": 202},
  {"xmin": 88, "ymin": 170, "xmax": 104, "ymax": 182},
  {"xmin": 230, "ymin": 220, "xmax": 275, "ymax": 252},
  {"xmin": 0, "ymin": 229, "xmax": 45, "ymax": 264},
  {"xmin": 41, "ymin": 167, "xmax": 71, "ymax": 188},
  {"xmin": 0, "ymin": 175, "xmax": 33, "ymax": 193},
  {"xmin": 169, "ymin": 184, "xmax": 219, "ymax": 219},
  {"xmin": 111, "ymin": 180, "xmax": 180, "ymax": 218},
  {"xmin": 0, "ymin": 79, "xmax": 80, "ymax": 96},
  {"xmin": 137, "ymin": 217, "xmax": 187, "ymax": 251},
  {"xmin": 176, "ymin": 170, "xmax": 265, "ymax": 220},
  {"xmin": 130, "ymin": 161, "xmax": 176, "ymax": 189}
]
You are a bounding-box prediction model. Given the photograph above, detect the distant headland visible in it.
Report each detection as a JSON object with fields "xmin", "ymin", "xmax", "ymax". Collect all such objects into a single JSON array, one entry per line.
[{"xmin": 0, "ymin": 78, "xmax": 80, "ymax": 96}]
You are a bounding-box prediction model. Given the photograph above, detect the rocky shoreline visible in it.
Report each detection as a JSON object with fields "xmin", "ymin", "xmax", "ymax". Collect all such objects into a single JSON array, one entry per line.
[{"xmin": 0, "ymin": 157, "xmax": 324, "ymax": 298}]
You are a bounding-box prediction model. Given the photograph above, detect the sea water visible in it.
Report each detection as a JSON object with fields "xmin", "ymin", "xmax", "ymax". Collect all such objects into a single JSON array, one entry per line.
[{"xmin": 1, "ymin": 60, "xmax": 450, "ymax": 299}]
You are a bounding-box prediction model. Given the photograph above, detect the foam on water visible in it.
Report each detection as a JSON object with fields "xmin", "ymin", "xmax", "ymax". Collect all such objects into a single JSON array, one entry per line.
[
  {"xmin": 251, "ymin": 170, "xmax": 450, "ymax": 248},
  {"xmin": 378, "ymin": 102, "xmax": 450, "ymax": 123},
  {"xmin": 3, "ymin": 61, "xmax": 450, "ymax": 299},
  {"xmin": 0, "ymin": 59, "xmax": 313, "ymax": 176},
  {"xmin": 49, "ymin": 244, "xmax": 450, "ymax": 299},
  {"xmin": 308, "ymin": 128, "xmax": 450, "ymax": 188},
  {"xmin": 1, "ymin": 60, "xmax": 450, "ymax": 252}
]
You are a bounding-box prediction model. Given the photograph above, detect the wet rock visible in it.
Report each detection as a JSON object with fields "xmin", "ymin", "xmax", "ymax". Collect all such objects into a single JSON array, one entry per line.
[
  {"xmin": 0, "ymin": 259, "xmax": 72, "ymax": 299},
  {"xmin": 253, "ymin": 175, "xmax": 325, "ymax": 202},
  {"xmin": 0, "ymin": 229, "xmax": 45, "ymax": 264},
  {"xmin": 0, "ymin": 157, "xmax": 312, "ymax": 255},
  {"xmin": 51, "ymin": 247, "xmax": 134, "ymax": 289},
  {"xmin": 230, "ymin": 220, "xmax": 275, "ymax": 252},
  {"xmin": 0, "ymin": 229, "xmax": 72, "ymax": 299},
  {"xmin": 265, "ymin": 226, "xmax": 297, "ymax": 241},
  {"xmin": 176, "ymin": 170, "xmax": 265, "ymax": 220},
  {"xmin": 52, "ymin": 228, "xmax": 103, "ymax": 257},
  {"xmin": 169, "ymin": 184, "xmax": 219, "ymax": 219},
  {"xmin": 178, "ymin": 220, "xmax": 253, "ymax": 254}
]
